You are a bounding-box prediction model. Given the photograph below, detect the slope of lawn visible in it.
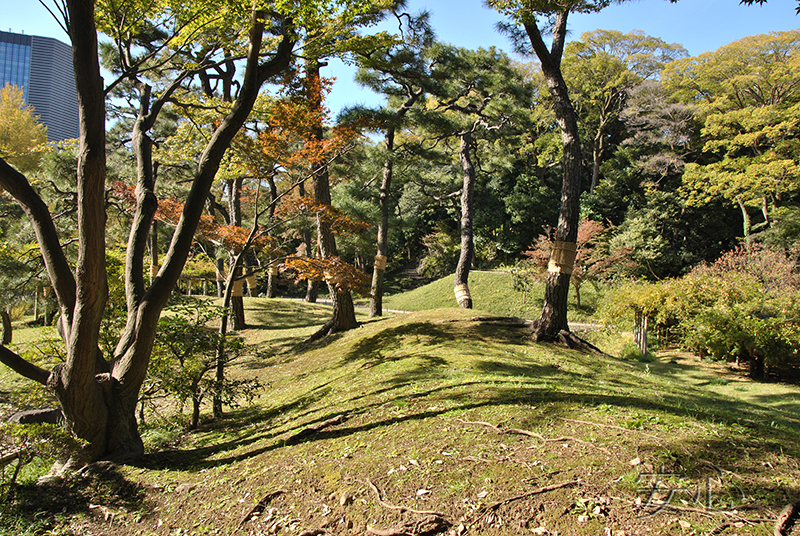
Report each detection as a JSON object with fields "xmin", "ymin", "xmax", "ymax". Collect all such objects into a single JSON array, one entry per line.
[
  {"xmin": 2, "ymin": 299, "xmax": 799, "ymax": 536},
  {"xmin": 382, "ymin": 270, "xmax": 601, "ymax": 322}
]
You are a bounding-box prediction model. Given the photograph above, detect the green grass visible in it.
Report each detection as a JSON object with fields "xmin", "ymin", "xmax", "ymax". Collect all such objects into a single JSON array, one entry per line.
[
  {"xmin": 381, "ymin": 270, "xmax": 601, "ymax": 321},
  {"xmin": 2, "ymin": 299, "xmax": 798, "ymax": 535}
]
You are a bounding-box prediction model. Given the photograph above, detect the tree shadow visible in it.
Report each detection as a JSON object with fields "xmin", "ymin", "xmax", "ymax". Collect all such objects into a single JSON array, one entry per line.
[{"xmin": 1, "ymin": 463, "xmax": 146, "ymax": 533}]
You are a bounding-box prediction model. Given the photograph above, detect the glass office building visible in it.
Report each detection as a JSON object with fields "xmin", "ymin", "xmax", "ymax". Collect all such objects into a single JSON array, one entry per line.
[{"xmin": 0, "ymin": 30, "xmax": 79, "ymax": 142}]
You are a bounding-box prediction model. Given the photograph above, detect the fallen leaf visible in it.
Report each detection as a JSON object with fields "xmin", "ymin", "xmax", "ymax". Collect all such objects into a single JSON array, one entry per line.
[
  {"xmin": 678, "ymin": 519, "xmax": 691, "ymax": 529},
  {"xmin": 629, "ymin": 457, "xmax": 641, "ymax": 466}
]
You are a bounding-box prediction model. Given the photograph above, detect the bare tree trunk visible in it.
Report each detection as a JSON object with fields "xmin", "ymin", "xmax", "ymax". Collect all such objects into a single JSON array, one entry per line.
[
  {"xmin": 227, "ymin": 177, "xmax": 246, "ymax": 330},
  {"xmin": 369, "ymin": 130, "xmax": 394, "ymax": 317},
  {"xmin": 454, "ymin": 132, "xmax": 475, "ymax": 309},
  {"xmin": 308, "ymin": 59, "xmax": 357, "ymax": 334},
  {"xmin": 525, "ymin": 12, "xmax": 582, "ymax": 342},
  {"xmin": 1, "ymin": 309, "xmax": 11, "ymax": 346}
]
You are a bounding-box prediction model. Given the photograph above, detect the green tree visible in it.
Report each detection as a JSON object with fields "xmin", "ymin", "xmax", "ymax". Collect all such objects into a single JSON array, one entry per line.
[
  {"xmin": 488, "ymin": 0, "xmax": 605, "ymax": 340},
  {"xmin": 0, "ymin": 0, "xmax": 389, "ymax": 468},
  {"xmin": 666, "ymin": 31, "xmax": 800, "ymax": 242},
  {"xmin": 0, "ymin": 84, "xmax": 48, "ymax": 174},
  {"xmin": 353, "ymin": 9, "xmax": 433, "ymax": 317},
  {"xmin": 562, "ymin": 30, "xmax": 686, "ymax": 192}
]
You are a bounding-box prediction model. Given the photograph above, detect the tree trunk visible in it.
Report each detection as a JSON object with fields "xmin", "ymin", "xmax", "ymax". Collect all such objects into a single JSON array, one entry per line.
[
  {"xmin": 369, "ymin": 128, "xmax": 394, "ymax": 317},
  {"xmin": 368, "ymin": 89, "xmax": 421, "ymax": 317},
  {"xmin": 266, "ymin": 265, "xmax": 278, "ymax": 298},
  {"xmin": 454, "ymin": 132, "xmax": 475, "ymax": 309},
  {"xmin": 737, "ymin": 197, "xmax": 752, "ymax": 245},
  {"xmin": 227, "ymin": 177, "xmax": 246, "ymax": 330},
  {"xmin": 299, "ymin": 181, "xmax": 319, "ymax": 303},
  {"xmin": 308, "ymin": 59, "xmax": 357, "ymax": 333},
  {"xmin": 1, "ymin": 309, "xmax": 11, "ymax": 346},
  {"xmin": 525, "ymin": 13, "xmax": 583, "ymax": 341}
]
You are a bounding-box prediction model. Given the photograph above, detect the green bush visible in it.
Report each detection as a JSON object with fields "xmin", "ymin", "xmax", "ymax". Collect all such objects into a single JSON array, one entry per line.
[
  {"xmin": 147, "ymin": 299, "xmax": 259, "ymax": 429},
  {"xmin": 600, "ymin": 245, "xmax": 800, "ymax": 378}
]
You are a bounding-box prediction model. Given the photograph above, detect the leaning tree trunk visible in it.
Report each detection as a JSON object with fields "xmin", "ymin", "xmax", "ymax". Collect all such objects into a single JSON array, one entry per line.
[
  {"xmin": 525, "ymin": 13, "xmax": 583, "ymax": 342},
  {"xmin": 454, "ymin": 132, "xmax": 475, "ymax": 309}
]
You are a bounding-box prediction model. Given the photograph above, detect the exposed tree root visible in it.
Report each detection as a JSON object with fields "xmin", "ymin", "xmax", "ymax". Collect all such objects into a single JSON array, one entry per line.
[
  {"xmin": 298, "ymin": 529, "xmax": 327, "ymax": 536},
  {"xmin": 438, "ymin": 316, "xmax": 532, "ymax": 328},
  {"xmin": 775, "ymin": 500, "xmax": 800, "ymax": 536},
  {"xmin": 285, "ymin": 414, "xmax": 348, "ymax": 444},
  {"xmin": 366, "ymin": 515, "xmax": 450, "ymax": 536},
  {"xmin": 484, "ymin": 480, "xmax": 580, "ymax": 513},
  {"xmin": 237, "ymin": 489, "xmax": 285, "ymax": 529},
  {"xmin": 555, "ymin": 329, "xmax": 605, "ymax": 355},
  {"xmin": 458, "ymin": 419, "xmax": 610, "ymax": 453},
  {"xmin": 365, "ymin": 479, "xmax": 446, "ymax": 517}
]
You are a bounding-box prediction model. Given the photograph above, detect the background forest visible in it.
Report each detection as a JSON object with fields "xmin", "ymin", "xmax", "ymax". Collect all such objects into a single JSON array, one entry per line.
[
  {"xmin": 2, "ymin": 7, "xmax": 800, "ymax": 380},
  {"xmin": 0, "ymin": 1, "xmax": 799, "ymax": 534}
]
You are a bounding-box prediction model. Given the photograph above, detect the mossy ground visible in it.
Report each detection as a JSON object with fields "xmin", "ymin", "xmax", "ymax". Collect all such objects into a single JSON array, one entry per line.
[{"xmin": 0, "ymin": 296, "xmax": 798, "ymax": 535}]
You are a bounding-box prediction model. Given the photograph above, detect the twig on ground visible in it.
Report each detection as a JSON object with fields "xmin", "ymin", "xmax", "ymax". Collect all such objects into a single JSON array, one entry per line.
[
  {"xmin": 365, "ymin": 479, "xmax": 445, "ymax": 517},
  {"xmin": 237, "ymin": 490, "xmax": 285, "ymax": 529}
]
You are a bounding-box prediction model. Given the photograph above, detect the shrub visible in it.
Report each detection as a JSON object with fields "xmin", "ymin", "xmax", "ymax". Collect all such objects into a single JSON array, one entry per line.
[
  {"xmin": 600, "ymin": 245, "xmax": 800, "ymax": 379},
  {"xmin": 146, "ymin": 299, "xmax": 259, "ymax": 429}
]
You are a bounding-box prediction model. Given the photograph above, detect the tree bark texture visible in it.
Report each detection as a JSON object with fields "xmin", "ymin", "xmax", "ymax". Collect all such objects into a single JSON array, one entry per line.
[
  {"xmin": 227, "ymin": 177, "xmax": 246, "ymax": 330},
  {"xmin": 454, "ymin": 132, "xmax": 475, "ymax": 309},
  {"xmin": 0, "ymin": 6, "xmax": 295, "ymax": 464},
  {"xmin": 308, "ymin": 59, "xmax": 357, "ymax": 334},
  {"xmin": 369, "ymin": 129, "xmax": 394, "ymax": 318},
  {"xmin": 524, "ymin": 12, "xmax": 583, "ymax": 341}
]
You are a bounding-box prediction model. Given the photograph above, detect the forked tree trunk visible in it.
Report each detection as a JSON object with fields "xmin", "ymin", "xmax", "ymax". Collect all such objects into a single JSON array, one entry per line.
[
  {"xmin": 454, "ymin": 132, "xmax": 475, "ymax": 309},
  {"xmin": 525, "ymin": 12, "xmax": 583, "ymax": 341},
  {"xmin": 0, "ymin": 7, "xmax": 294, "ymax": 465}
]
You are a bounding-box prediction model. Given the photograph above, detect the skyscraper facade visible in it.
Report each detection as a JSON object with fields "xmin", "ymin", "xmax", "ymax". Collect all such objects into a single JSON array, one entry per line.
[{"xmin": 0, "ymin": 30, "xmax": 79, "ymax": 142}]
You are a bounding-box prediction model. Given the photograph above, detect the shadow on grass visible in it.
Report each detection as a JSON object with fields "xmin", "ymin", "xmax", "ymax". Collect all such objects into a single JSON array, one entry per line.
[{"xmin": 0, "ymin": 463, "xmax": 146, "ymax": 534}]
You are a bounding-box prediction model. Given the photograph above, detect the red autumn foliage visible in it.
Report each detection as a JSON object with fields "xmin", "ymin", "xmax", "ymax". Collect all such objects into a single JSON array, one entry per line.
[{"xmin": 281, "ymin": 256, "xmax": 370, "ymax": 295}]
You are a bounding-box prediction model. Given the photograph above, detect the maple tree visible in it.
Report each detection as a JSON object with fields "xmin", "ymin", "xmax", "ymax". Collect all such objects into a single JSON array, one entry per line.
[{"xmin": 0, "ymin": 0, "xmax": 393, "ymax": 467}]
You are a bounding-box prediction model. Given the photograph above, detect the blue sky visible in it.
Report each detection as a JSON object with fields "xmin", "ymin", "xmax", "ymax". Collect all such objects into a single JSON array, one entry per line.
[{"xmin": 2, "ymin": 0, "xmax": 798, "ymax": 113}]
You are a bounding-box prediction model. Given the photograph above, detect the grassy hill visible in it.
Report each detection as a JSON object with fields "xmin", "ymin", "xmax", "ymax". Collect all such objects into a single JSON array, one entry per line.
[
  {"xmin": 3, "ymin": 299, "xmax": 800, "ymax": 535},
  {"xmin": 381, "ymin": 270, "xmax": 601, "ymax": 322}
]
